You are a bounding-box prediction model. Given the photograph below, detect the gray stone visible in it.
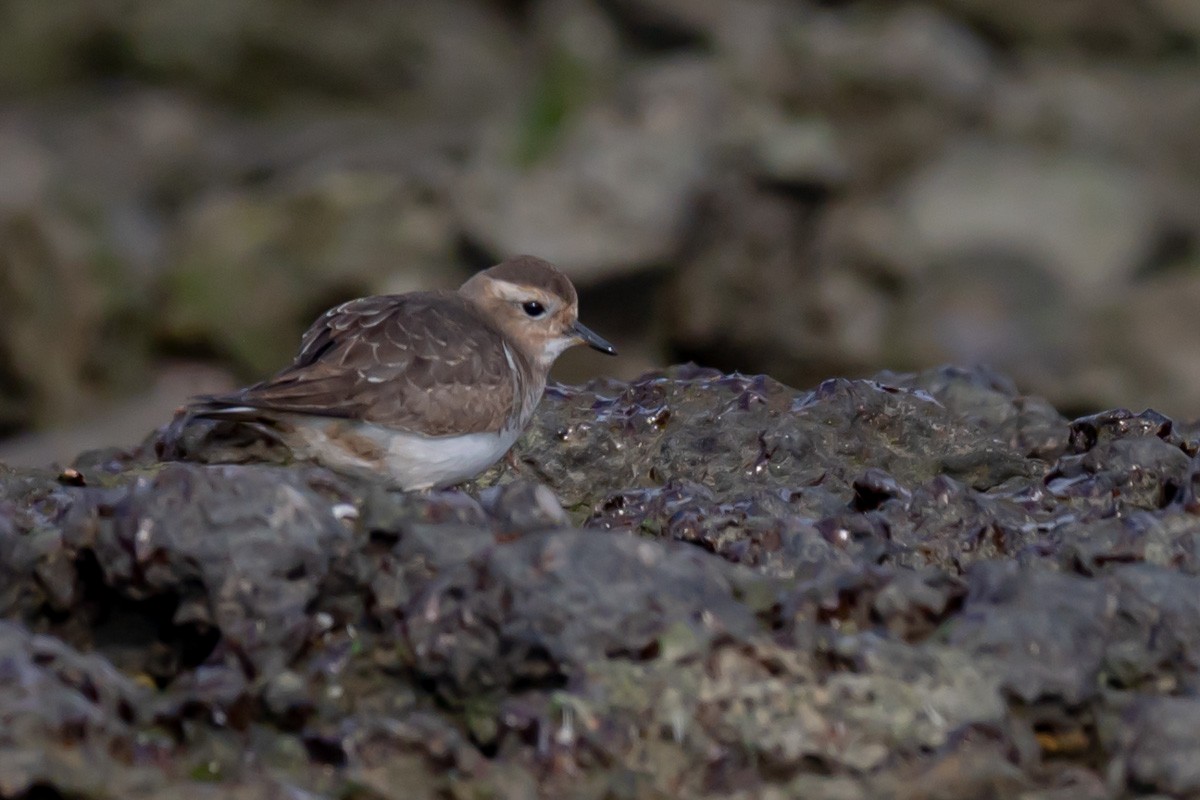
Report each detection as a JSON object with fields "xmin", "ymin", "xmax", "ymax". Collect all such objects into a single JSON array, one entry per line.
[
  {"xmin": 1112, "ymin": 695, "xmax": 1200, "ymax": 795},
  {"xmin": 897, "ymin": 143, "xmax": 1158, "ymax": 299},
  {"xmin": 453, "ymin": 57, "xmax": 721, "ymax": 283}
]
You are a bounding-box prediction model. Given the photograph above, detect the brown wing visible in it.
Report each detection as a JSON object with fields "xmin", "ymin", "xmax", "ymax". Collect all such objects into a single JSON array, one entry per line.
[{"xmin": 194, "ymin": 291, "xmax": 517, "ymax": 436}]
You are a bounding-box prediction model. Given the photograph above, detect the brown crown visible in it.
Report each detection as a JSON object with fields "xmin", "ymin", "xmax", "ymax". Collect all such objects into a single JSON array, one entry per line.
[{"xmin": 480, "ymin": 255, "xmax": 578, "ymax": 306}]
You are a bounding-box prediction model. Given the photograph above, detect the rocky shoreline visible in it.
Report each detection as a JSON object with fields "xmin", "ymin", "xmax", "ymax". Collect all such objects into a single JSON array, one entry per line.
[{"xmin": 2, "ymin": 364, "xmax": 1199, "ymax": 798}]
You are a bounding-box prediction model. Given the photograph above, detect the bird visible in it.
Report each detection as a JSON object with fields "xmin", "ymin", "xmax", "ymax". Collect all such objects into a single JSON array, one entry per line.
[{"xmin": 178, "ymin": 255, "xmax": 616, "ymax": 489}]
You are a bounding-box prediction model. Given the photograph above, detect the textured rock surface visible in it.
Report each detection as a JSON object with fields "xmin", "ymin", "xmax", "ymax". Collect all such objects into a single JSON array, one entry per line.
[{"xmin": 4, "ymin": 364, "xmax": 1200, "ymax": 797}]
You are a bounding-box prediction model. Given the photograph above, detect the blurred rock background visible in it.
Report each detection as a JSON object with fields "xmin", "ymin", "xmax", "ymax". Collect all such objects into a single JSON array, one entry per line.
[{"xmin": 1, "ymin": 0, "xmax": 1199, "ymax": 465}]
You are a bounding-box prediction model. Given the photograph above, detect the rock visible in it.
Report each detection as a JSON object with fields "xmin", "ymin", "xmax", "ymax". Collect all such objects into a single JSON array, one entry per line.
[
  {"xmin": 890, "ymin": 251, "xmax": 1080, "ymax": 408},
  {"xmin": 597, "ymin": 0, "xmax": 732, "ymax": 45},
  {"xmin": 520, "ymin": 366, "xmax": 1048, "ymax": 520},
  {"xmin": 0, "ymin": 619, "xmax": 150, "ymax": 797},
  {"xmin": 4, "ymin": 3, "xmax": 1200, "ymax": 795},
  {"xmin": 1151, "ymin": 0, "xmax": 1200, "ymax": 40},
  {"xmin": 3, "ymin": 0, "xmax": 1200, "ymax": 451},
  {"xmin": 531, "ymin": 0, "xmax": 621, "ymax": 76},
  {"xmin": 399, "ymin": 529, "xmax": 766, "ymax": 705},
  {"xmin": 0, "ymin": 124, "xmax": 53, "ymax": 214},
  {"xmin": 128, "ymin": 0, "xmax": 524, "ymax": 111},
  {"xmin": 933, "ymin": 0, "xmax": 1175, "ymax": 52},
  {"xmin": 66, "ymin": 462, "xmax": 358, "ymax": 676},
  {"xmin": 0, "ymin": 94, "xmax": 218, "ymax": 433},
  {"xmin": 791, "ymin": 5, "xmax": 995, "ymax": 106},
  {"xmin": 1091, "ymin": 271, "xmax": 1200, "ymax": 417},
  {"xmin": 476, "ymin": 479, "xmax": 571, "ymax": 534},
  {"xmin": 896, "ymin": 143, "xmax": 1159, "ymax": 299},
  {"xmin": 453, "ymin": 56, "xmax": 722, "ymax": 283},
  {"xmin": 944, "ymin": 564, "xmax": 1112, "ymax": 704},
  {"xmin": 0, "ymin": 0, "xmax": 122, "ymax": 91},
  {"xmin": 1111, "ymin": 695, "xmax": 1200, "ymax": 795},
  {"xmin": 3, "ymin": 363, "xmax": 1200, "ymax": 795},
  {"xmin": 1106, "ymin": 564, "xmax": 1200, "ymax": 691},
  {"xmin": 748, "ymin": 111, "xmax": 851, "ymax": 190},
  {"xmin": 668, "ymin": 180, "xmax": 852, "ymax": 384},
  {"xmin": 0, "ymin": 199, "xmax": 105, "ymax": 429},
  {"xmin": 160, "ymin": 168, "xmax": 457, "ymax": 375}
]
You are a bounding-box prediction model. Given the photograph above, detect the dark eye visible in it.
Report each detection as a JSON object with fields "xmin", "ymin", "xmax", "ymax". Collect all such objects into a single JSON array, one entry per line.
[{"xmin": 522, "ymin": 301, "xmax": 546, "ymax": 318}]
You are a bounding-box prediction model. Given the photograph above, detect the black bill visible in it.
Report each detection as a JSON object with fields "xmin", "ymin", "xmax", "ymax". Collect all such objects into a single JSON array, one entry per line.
[{"xmin": 571, "ymin": 321, "xmax": 617, "ymax": 355}]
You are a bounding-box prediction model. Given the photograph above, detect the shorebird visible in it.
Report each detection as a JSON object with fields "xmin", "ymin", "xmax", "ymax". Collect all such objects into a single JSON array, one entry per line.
[{"xmin": 182, "ymin": 255, "xmax": 616, "ymax": 489}]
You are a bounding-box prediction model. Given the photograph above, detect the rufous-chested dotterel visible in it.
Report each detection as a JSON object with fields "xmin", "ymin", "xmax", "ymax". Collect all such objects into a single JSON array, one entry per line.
[{"xmin": 185, "ymin": 256, "xmax": 616, "ymax": 489}]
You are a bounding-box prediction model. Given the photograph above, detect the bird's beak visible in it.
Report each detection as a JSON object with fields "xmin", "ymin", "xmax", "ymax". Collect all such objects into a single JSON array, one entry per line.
[{"xmin": 571, "ymin": 321, "xmax": 617, "ymax": 355}]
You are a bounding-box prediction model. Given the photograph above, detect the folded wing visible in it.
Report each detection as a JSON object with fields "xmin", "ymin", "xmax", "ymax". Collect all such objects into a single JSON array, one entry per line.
[{"xmin": 191, "ymin": 292, "xmax": 517, "ymax": 436}]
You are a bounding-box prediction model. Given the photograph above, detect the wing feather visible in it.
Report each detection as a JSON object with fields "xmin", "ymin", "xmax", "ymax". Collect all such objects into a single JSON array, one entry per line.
[{"xmin": 192, "ymin": 292, "xmax": 518, "ymax": 436}]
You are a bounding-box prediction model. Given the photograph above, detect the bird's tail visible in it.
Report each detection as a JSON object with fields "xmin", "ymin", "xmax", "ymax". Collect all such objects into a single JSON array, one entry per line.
[
  {"xmin": 158, "ymin": 394, "xmax": 286, "ymax": 462},
  {"xmin": 187, "ymin": 394, "xmax": 275, "ymax": 422}
]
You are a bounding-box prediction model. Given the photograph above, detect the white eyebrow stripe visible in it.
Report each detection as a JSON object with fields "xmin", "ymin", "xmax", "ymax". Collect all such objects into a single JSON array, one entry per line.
[
  {"xmin": 489, "ymin": 279, "xmax": 533, "ymax": 302},
  {"xmin": 488, "ymin": 279, "xmax": 561, "ymax": 308}
]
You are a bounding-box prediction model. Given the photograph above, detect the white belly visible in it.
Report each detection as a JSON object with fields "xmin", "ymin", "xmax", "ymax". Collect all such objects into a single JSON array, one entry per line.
[
  {"xmin": 290, "ymin": 417, "xmax": 522, "ymax": 490},
  {"xmin": 379, "ymin": 425, "xmax": 522, "ymax": 489}
]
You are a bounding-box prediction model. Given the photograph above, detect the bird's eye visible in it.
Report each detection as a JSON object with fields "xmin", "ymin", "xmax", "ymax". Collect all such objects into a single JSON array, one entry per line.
[{"xmin": 522, "ymin": 300, "xmax": 546, "ymax": 318}]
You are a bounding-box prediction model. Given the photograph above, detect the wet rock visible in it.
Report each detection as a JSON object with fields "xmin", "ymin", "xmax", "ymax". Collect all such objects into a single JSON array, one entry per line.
[
  {"xmin": 1066, "ymin": 407, "xmax": 1180, "ymax": 453},
  {"xmin": 64, "ymin": 462, "xmax": 359, "ymax": 676},
  {"xmin": 4, "ymin": 363, "xmax": 1200, "ymax": 796},
  {"xmin": 896, "ymin": 364, "xmax": 1070, "ymax": 459},
  {"xmin": 520, "ymin": 365, "xmax": 1047, "ymax": 527},
  {"xmin": 0, "ymin": 468, "xmax": 83, "ymax": 621},
  {"xmin": 0, "ymin": 620, "xmax": 151, "ymax": 797},
  {"xmin": 399, "ymin": 529, "xmax": 767, "ymax": 705}
]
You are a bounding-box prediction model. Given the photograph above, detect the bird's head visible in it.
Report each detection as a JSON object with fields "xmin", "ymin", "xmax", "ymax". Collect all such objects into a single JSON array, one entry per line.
[{"xmin": 459, "ymin": 255, "xmax": 617, "ymax": 368}]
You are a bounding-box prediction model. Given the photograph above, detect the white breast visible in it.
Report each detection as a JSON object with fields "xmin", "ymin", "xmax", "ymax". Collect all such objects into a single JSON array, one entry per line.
[{"xmin": 289, "ymin": 418, "xmax": 524, "ymax": 490}]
